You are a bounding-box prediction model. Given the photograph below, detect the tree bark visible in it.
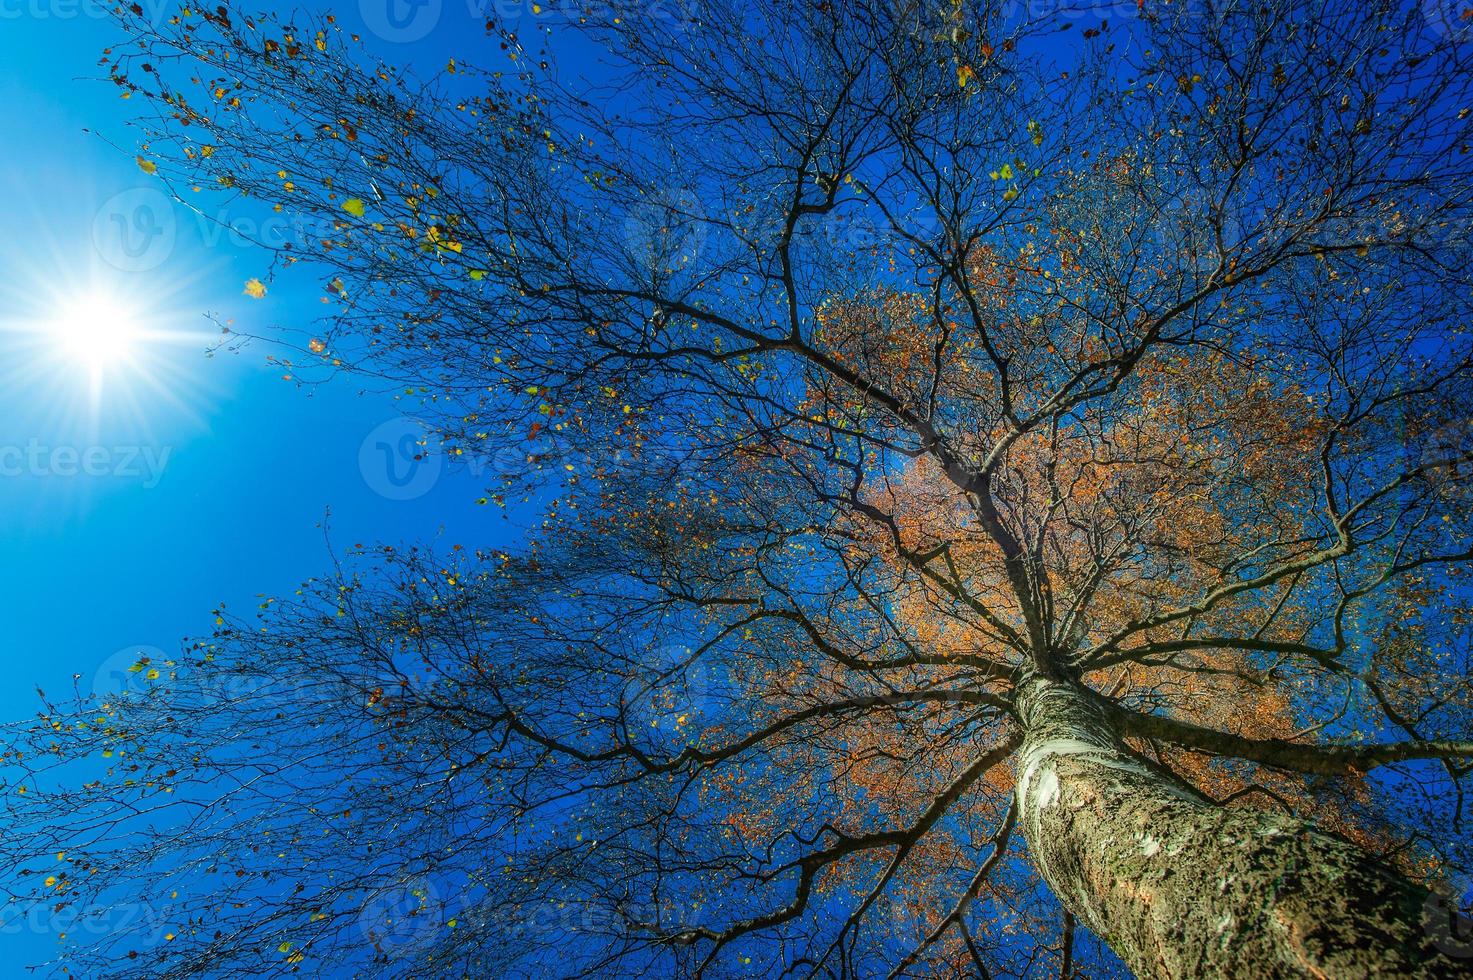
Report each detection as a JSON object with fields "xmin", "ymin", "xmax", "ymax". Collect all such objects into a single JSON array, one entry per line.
[{"xmin": 1013, "ymin": 677, "xmax": 1470, "ymax": 978}]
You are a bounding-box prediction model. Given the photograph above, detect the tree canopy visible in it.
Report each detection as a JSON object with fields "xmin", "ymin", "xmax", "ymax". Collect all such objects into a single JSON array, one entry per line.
[{"xmin": 7, "ymin": 0, "xmax": 1473, "ymax": 976}]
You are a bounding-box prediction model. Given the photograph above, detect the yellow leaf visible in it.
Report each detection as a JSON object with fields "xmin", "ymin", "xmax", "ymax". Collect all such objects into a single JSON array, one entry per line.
[
  {"xmin": 957, "ymin": 64, "xmax": 975, "ymax": 88},
  {"xmin": 308, "ymin": 338, "xmax": 327, "ymax": 353},
  {"xmin": 341, "ymin": 198, "xmax": 366, "ymax": 217},
  {"xmin": 136, "ymin": 156, "xmax": 158, "ymax": 175},
  {"xmin": 243, "ymin": 279, "xmax": 267, "ymax": 299}
]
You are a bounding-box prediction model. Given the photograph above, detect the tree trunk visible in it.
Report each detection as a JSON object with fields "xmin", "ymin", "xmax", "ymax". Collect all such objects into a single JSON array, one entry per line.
[{"xmin": 1013, "ymin": 677, "xmax": 1469, "ymax": 978}]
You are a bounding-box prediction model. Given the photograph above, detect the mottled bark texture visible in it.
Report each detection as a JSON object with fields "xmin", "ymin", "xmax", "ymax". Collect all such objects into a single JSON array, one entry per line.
[{"xmin": 1013, "ymin": 678, "xmax": 1469, "ymax": 978}]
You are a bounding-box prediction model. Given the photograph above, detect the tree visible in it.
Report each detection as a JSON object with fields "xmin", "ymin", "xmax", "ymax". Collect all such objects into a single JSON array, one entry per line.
[{"xmin": 8, "ymin": 0, "xmax": 1473, "ymax": 975}]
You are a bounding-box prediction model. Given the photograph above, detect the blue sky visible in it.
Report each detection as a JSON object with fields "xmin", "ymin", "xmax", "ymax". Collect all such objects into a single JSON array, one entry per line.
[
  {"xmin": 7, "ymin": 2, "xmax": 1462, "ymax": 975},
  {"xmin": 0, "ymin": 2, "xmax": 529, "ymax": 965}
]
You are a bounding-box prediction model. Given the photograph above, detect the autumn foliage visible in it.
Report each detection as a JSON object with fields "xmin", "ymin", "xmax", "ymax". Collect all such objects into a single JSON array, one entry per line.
[{"xmin": 5, "ymin": 0, "xmax": 1473, "ymax": 976}]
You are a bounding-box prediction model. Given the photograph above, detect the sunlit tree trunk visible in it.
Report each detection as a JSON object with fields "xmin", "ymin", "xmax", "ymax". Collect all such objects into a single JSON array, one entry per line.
[{"xmin": 1014, "ymin": 677, "xmax": 1464, "ymax": 978}]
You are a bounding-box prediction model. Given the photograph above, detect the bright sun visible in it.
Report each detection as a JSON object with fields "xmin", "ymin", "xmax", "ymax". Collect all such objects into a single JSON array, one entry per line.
[
  {"xmin": 47, "ymin": 293, "xmax": 141, "ymax": 370},
  {"xmin": 1, "ymin": 267, "xmax": 211, "ymax": 430}
]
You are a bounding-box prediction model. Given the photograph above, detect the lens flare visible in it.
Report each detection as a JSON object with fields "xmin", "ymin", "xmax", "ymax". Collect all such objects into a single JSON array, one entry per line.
[{"xmin": 46, "ymin": 292, "xmax": 141, "ymax": 369}]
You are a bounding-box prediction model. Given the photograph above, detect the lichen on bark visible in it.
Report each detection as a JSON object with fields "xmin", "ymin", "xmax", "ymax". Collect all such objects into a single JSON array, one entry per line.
[{"xmin": 1014, "ymin": 677, "xmax": 1470, "ymax": 978}]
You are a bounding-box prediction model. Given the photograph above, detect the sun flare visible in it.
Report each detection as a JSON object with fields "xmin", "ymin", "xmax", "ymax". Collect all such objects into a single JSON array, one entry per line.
[
  {"xmin": 46, "ymin": 292, "xmax": 141, "ymax": 370},
  {"xmin": 0, "ymin": 253, "xmax": 216, "ymax": 442}
]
